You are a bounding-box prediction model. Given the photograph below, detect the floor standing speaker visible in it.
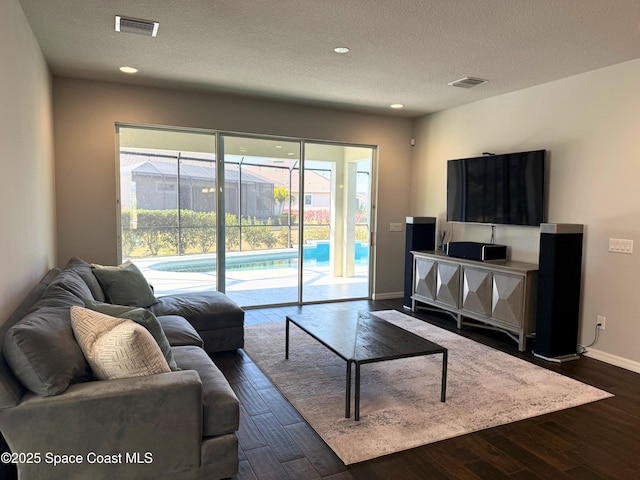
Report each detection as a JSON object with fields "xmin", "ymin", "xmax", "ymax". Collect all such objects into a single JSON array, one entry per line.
[
  {"xmin": 403, "ymin": 217, "xmax": 436, "ymax": 309},
  {"xmin": 533, "ymin": 223, "xmax": 584, "ymax": 362}
]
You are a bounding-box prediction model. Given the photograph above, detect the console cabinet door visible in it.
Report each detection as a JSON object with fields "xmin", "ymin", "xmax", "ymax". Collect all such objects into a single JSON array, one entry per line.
[
  {"xmin": 461, "ymin": 267, "xmax": 492, "ymax": 317},
  {"xmin": 491, "ymin": 272, "xmax": 524, "ymax": 328},
  {"xmin": 436, "ymin": 261, "xmax": 460, "ymax": 308},
  {"xmin": 414, "ymin": 256, "xmax": 437, "ymax": 301}
]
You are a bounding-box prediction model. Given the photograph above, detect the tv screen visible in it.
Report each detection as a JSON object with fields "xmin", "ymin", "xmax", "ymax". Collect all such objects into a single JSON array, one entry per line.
[{"xmin": 447, "ymin": 150, "xmax": 546, "ymax": 226}]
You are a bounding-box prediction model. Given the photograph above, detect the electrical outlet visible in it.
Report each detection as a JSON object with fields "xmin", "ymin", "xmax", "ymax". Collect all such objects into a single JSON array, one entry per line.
[{"xmin": 597, "ymin": 315, "xmax": 606, "ymax": 330}]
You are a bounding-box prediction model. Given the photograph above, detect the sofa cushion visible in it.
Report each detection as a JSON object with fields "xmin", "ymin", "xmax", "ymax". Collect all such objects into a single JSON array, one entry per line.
[
  {"xmin": 3, "ymin": 307, "xmax": 93, "ymax": 396},
  {"xmin": 83, "ymin": 300, "xmax": 178, "ymax": 371},
  {"xmin": 63, "ymin": 257, "xmax": 106, "ymax": 302},
  {"xmin": 149, "ymin": 291, "xmax": 244, "ymax": 331},
  {"xmin": 0, "ymin": 268, "xmax": 61, "ymax": 408},
  {"xmin": 70, "ymin": 306, "xmax": 170, "ymax": 380},
  {"xmin": 92, "ymin": 261, "xmax": 157, "ymax": 308},
  {"xmin": 157, "ymin": 315, "xmax": 204, "ymax": 348},
  {"xmin": 172, "ymin": 346, "xmax": 239, "ymax": 437},
  {"xmin": 30, "ymin": 270, "xmax": 89, "ymax": 311}
]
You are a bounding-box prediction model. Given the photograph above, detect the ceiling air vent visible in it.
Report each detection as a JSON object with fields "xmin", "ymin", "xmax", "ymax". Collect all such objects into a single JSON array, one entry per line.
[
  {"xmin": 448, "ymin": 77, "xmax": 488, "ymax": 89},
  {"xmin": 115, "ymin": 15, "xmax": 159, "ymax": 37}
]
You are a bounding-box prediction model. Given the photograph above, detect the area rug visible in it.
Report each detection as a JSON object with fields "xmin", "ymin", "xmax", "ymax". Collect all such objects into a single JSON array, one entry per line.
[{"xmin": 243, "ymin": 309, "xmax": 613, "ymax": 464}]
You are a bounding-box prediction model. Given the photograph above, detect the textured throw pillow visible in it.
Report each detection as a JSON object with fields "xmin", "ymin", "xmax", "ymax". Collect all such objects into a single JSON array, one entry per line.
[
  {"xmin": 70, "ymin": 306, "xmax": 170, "ymax": 380},
  {"xmin": 83, "ymin": 299, "xmax": 178, "ymax": 371},
  {"xmin": 91, "ymin": 260, "xmax": 157, "ymax": 308}
]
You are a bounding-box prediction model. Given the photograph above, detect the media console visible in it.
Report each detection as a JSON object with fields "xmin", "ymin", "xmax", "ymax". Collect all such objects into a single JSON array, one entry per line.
[{"xmin": 410, "ymin": 250, "xmax": 538, "ymax": 351}]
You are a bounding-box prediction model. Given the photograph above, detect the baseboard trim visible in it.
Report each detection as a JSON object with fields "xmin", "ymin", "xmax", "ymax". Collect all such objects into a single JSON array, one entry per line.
[
  {"xmin": 584, "ymin": 348, "xmax": 640, "ymax": 374},
  {"xmin": 372, "ymin": 292, "xmax": 403, "ymax": 301}
]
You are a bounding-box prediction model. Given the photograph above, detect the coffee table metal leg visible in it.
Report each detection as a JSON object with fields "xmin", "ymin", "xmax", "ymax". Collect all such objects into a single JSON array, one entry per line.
[
  {"xmin": 285, "ymin": 319, "xmax": 290, "ymax": 360},
  {"xmin": 354, "ymin": 362, "xmax": 361, "ymax": 421},
  {"xmin": 441, "ymin": 350, "xmax": 448, "ymax": 402},
  {"xmin": 345, "ymin": 361, "xmax": 351, "ymax": 418}
]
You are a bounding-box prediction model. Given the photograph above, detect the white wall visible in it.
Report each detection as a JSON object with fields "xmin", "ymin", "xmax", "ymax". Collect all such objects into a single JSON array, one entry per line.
[
  {"xmin": 0, "ymin": 0, "xmax": 56, "ymax": 320},
  {"xmin": 52, "ymin": 78, "xmax": 413, "ymax": 297},
  {"xmin": 411, "ymin": 59, "xmax": 640, "ymax": 369}
]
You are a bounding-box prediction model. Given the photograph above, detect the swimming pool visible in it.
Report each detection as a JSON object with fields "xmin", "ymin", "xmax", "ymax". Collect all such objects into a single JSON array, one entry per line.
[{"xmin": 149, "ymin": 242, "xmax": 369, "ymax": 273}]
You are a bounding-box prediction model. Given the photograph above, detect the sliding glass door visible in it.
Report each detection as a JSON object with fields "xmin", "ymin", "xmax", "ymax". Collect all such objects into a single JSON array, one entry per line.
[
  {"xmin": 118, "ymin": 126, "xmax": 218, "ymax": 295},
  {"xmin": 220, "ymin": 135, "xmax": 301, "ymax": 307},
  {"xmin": 118, "ymin": 125, "xmax": 374, "ymax": 307},
  {"xmin": 302, "ymin": 143, "xmax": 373, "ymax": 303}
]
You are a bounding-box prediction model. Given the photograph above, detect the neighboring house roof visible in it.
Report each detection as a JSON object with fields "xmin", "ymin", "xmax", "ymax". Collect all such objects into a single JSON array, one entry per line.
[
  {"xmin": 248, "ymin": 165, "xmax": 330, "ymax": 193},
  {"xmin": 122, "ymin": 159, "xmax": 272, "ymax": 185}
]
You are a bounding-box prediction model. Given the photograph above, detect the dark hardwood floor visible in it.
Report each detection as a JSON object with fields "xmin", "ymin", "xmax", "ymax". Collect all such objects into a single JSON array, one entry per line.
[{"xmin": 213, "ymin": 299, "xmax": 640, "ymax": 480}]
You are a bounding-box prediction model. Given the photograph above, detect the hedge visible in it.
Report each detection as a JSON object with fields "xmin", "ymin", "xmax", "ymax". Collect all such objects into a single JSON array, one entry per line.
[{"xmin": 121, "ymin": 209, "xmax": 368, "ymax": 257}]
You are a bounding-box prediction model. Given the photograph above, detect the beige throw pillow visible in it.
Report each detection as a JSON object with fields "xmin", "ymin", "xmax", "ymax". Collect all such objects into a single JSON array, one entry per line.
[{"xmin": 70, "ymin": 306, "xmax": 170, "ymax": 380}]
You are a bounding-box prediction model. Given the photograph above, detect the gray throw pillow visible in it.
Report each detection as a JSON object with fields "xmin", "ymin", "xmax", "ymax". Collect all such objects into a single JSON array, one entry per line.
[
  {"xmin": 83, "ymin": 299, "xmax": 178, "ymax": 371},
  {"xmin": 91, "ymin": 261, "xmax": 157, "ymax": 308},
  {"xmin": 3, "ymin": 307, "xmax": 93, "ymax": 396},
  {"xmin": 63, "ymin": 257, "xmax": 106, "ymax": 302}
]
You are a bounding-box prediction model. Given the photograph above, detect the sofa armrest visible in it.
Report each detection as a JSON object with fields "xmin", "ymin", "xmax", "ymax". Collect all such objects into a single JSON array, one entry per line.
[{"xmin": 0, "ymin": 370, "xmax": 203, "ymax": 480}]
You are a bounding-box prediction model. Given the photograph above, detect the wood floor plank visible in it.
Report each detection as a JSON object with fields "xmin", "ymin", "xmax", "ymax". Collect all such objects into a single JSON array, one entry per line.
[
  {"xmin": 243, "ymin": 446, "xmax": 290, "ymax": 480},
  {"xmin": 284, "ymin": 422, "xmax": 347, "ymax": 478},
  {"xmin": 322, "ymin": 471, "xmax": 356, "ymax": 480},
  {"xmin": 232, "ymin": 380, "xmax": 271, "ymax": 416},
  {"xmin": 464, "ymin": 459, "xmax": 512, "ymax": 480},
  {"xmin": 281, "ymin": 457, "xmax": 322, "ymax": 480},
  {"xmin": 445, "ymin": 433, "xmax": 525, "ymax": 475},
  {"xmin": 236, "ymin": 459, "xmax": 258, "ymax": 480},
  {"xmin": 509, "ymin": 469, "xmax": 546, "ymax": 480},
  {"xmin": 256, "ymin": 386, "xmax": 304, "ymax": 426},
  {"xmin": 486, "ymin": 434, "xmax": 573, "ymax": 480},
  {"xmin": 564, "ymin": 464, "xmax": 609, "ymax": 480},
  {"xmin": 496, "ymin": 421, "xmax": 580, "ymax": 472},
  {"xmin": 237, "ymin": 404, "xmax": 267, "ymax": 452},
  {"xmin": 534, "ymin": 412, "xmax": 640, "ymax": 478},
  {"xmin": 251, "ymin": 412, "xmax": 305, "ymax": 463},
  {"xmin": 419, "ymin": 445, "xmax": 487, "ymax": 480},
  {"xmin": 244, "ymin": 360, "xmax": 278, "ymax": 391}
]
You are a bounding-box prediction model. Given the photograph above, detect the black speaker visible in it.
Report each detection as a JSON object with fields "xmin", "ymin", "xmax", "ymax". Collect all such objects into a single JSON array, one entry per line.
[
  {"xmin": 404, "ymin": 217, "xmax": 436, "ymax": 309},
  {"xmin": 533, "ymin": 223, "xmax": 584, "ymax": 362}
]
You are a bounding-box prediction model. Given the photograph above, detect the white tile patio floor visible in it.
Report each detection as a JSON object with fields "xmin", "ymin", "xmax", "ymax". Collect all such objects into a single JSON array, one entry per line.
[{"xmin": 133, "ymin": 254, "xmax": 369, "ymax": 308}]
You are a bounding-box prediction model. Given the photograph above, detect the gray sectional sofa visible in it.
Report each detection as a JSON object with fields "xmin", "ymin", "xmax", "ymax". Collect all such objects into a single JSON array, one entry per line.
[{"xmin": 0, "ymin": 257, "xmax": 245, "ymax": 480}]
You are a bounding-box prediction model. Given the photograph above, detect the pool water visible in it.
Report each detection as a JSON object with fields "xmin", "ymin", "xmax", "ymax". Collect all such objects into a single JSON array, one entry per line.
[{"xmin": 149, "ymin": 244, "xmax": 369, "ymax": 273}]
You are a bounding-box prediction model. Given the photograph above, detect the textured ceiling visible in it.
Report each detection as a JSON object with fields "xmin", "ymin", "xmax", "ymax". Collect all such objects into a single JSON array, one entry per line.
[{"xmin": 17, "ymin": 0, "xmax": 640, "ymax": 117}]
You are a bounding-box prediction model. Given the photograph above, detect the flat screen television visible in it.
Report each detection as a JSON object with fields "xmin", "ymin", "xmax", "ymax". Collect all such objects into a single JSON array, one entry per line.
[{"xmin": 447, "ymin": 149, "xmax": 546, "ymax": 226}]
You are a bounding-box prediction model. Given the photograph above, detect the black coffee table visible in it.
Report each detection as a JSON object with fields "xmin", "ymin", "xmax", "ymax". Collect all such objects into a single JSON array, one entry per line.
[{"xmin": 285, "ymin": 310, "xmax": 447, "ymax": 421}]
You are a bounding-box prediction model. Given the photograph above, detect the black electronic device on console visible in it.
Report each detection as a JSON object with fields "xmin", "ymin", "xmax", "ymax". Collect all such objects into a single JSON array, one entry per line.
[{"xmin": 447, "ymin": 241, "xmax": 507, "ymax": 261}]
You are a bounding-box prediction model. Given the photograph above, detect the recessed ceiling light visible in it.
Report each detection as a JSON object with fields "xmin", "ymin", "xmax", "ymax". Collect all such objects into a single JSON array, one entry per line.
[
  {"xmin": 119, "ymin": 66, "xmax": 138, "ymax": 74},
  {"xmin": 390, "ymin": 104, "xmax": 404, "ymax": 109},
  {"xmin": 275, "ymin": 145, "xmax": 283, "ymax": 149},
  {"xmin": 334, "ymin": 47, "xmax": 350, "ymax": 54}
]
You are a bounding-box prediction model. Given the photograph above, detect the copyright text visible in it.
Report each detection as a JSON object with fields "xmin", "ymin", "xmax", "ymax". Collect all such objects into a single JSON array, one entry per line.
[{"xmin": 1, "ymin": 451, "xmax": 153, "ymax": 466}]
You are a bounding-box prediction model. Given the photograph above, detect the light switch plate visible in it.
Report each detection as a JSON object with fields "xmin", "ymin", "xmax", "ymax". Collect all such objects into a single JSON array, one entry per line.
[
  {"xmin": 608, "ymin": 238, "xmax": 633, "ymax": 254},
  {"xmin": 390, "ymin": 222, "xmax": 403, "ymax": 232}
]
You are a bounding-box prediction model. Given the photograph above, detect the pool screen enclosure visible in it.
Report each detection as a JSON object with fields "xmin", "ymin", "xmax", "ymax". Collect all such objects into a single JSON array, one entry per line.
[{"xmin": 117, "ymin": 125, "xmax": 374, "ymax": 307}]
